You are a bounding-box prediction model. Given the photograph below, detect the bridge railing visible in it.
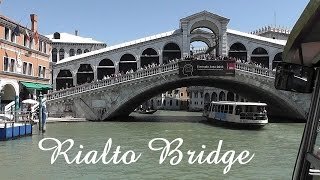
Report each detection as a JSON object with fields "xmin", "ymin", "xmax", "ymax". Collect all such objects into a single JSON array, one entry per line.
[
  {"xmin": 235, "ymin": 62, "xmax": 275, "ymax": 77},
  {"xmin": 47, "ymin": 61, "xmax": 274, "ymax": 101},
  {"xmin": 47, "ymin": 62, "xmax": 179, "ymax": 101}
]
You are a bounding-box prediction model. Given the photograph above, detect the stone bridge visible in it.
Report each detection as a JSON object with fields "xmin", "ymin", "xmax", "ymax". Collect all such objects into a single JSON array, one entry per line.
[{"xmin": 46, "ymin": 61, "xmax": 311, "ymax": 121}]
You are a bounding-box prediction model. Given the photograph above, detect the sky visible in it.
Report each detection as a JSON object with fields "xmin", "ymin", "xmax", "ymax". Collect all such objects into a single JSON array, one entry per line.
[{"xmin": 0, "ymin": 0, "xmax": 309, "ymax": 46}]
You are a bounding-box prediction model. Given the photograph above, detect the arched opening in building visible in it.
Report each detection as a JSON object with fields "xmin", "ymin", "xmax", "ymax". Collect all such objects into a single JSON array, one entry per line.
[
  {"xmin": 59, "ymin": 49, "xmax": 65, "ymax": 60},
  {"xmin": 69, "ymin": 49, "xmax": 75, "ymax": 57},
  {"xmin": 2, "ymin": 84, "xmax": 16, "ymax": 106},
  {"xmin": 190, "ymin": 41, "xmax": 209, "ymax": 56},
  {"xmin": 227, "ymin": 92, "xmax": 235, "ymax": 101},
  {"xmin": 119, "ymin": 54, "xmax": 137, "ymax": 73},
  {"xmin": 84, "ymin": 49, "xmax": 90, "ymax": 53},
  {"xmin": 190, "ymin": 23, "xmax": 219, "ymax": 55},
  {"xmin": 162, "ymin": 43, "xmax": 181, "ymax": 64},
  {"xmin": 229, "ymin": 43, "xmax": 247, "ymax": 61},
  {"xmin": 77, "ymin": 64, "xmax": 94, "ymax": 85},
  {"xmin": 140, "ymin": 48, "xmax": 159, "ymax": 67},
  {"xmin": 236, "ymin": 94, "xmax": 240, "ymax": 101},
  {"xmin": 77, "ymin": 49, "xmax": 82, "ymax": 55},
  {"xmin": 56, "ymin": 70, "xmax": 73, "ymax": 90},
  {"xmin": 52, "ymin": 48, "xmax": 57, "ymax": 63},
  {"xmin": 251, "ymin": 47, "xmax": 269, "ymax": 68},
  {"xmin": 204, "ymin": 93, "xmax": 211, "ymax": 104},
  {"xmin": 219, "ymin": 91, "xmax": 225, "ymax": 101},
  {"xmin": 273, "ymin": 52, "xmax": 283, "ymax": 69},
  {"xmin": 97, "ymin": 59, "xmax": 115, "ymax": 80},
  {"xmin": 211, "ymin": 92, "xmax": 217, "ymax": 101},
  {"xmin": 53, "ymin": 32, "xmax": 60, "ymax": 39}
]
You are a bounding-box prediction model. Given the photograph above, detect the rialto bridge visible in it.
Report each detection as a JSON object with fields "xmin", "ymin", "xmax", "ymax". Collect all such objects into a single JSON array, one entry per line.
[{"xmin": 47, "ymin": 11, "xmax": 310, "ymax": 121}]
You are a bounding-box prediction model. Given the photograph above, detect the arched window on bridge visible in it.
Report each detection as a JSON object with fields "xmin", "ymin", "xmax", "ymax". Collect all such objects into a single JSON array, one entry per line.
[
  {"xmin": 219, "ymin": 91, "xmax": 225, "ymax": 101},
  {"xmin": 77, "ymin": 49, "xmax": 82, "ymax": 55},
  {"xmin": 204, "ymin": 93, "xmax": 211, "ymax": 104},
  {"xmin": 227, "ymin": 92, "xmax": 235, "ymax": 101},
  {"xmin": 273, "ymin": 52, "xmax": 283, "ymax": 69},
  {"xmin": 69, "ymin": 49, "xmax": 75, "ymax": 57},
  {"xmin": 140, "ymin": 48, "xmax": 159, "ymax": 68},
  {"xmin": 56, "ymin": 70, "xmax": 73, "ymax": 90},
  {"xmin": 77, "ymin": 64, "xmax": 94, "ymax": 85},
  {"xmin": 52, "ymin": 48, "xmax": 57, "ymax": 63},
  {"xmin": 84, "ymin": 49, "xmax": 90, "ymax": 53},
  {"xmin": 97, "ymin": 59, "xmax": 115, "ymax": 80},
  {"xmin": 211, "ymin": 92, "xmax": 217, "ymax": 101},
  {"xmin": 59, "ymin": 49, "xmax": 65, "ymax": 60},
  {"xmin": 229, "ymin": 43, "xmax": 247, "ymax": 61},
  {"xmin": 251, "ymin": 47, "xmax": 269, "ymax": 69},
  {"xmin": 236, "ymin": 94, "xmax": 240, "ymax": 102},
  {"xmin": 163, "ymin": 43, "xmax": 181, "ymax": 64},
  {"xmin": 119, "ymin": 54, "xmax": 137, "ymax": 73}
]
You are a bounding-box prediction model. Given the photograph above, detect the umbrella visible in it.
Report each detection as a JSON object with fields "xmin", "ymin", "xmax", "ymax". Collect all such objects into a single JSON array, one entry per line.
[{"xmin": 22, "ymin": 99, "xmax": 38, "ymax": 105}]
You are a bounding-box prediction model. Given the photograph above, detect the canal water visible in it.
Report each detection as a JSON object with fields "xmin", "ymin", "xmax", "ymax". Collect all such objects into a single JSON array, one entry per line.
[{"xmin": 0, "ymin": 111, "xmax": 304, "ymax": 180}]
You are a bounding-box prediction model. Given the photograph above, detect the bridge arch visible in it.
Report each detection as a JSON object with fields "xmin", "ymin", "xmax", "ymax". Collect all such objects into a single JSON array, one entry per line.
[
  {"xmin": 140, "ymin": 48, "xmax": 159, "ymax": 67},
  {"xmin": 273, "ymin": 52, "xmax": 283, "ymax": 69},
  {"xmin": 97, "ymin": 59, "xmax": 115, "ymax": 80},
  {"xmin": 227, "ymin": 92, "xmax": 235, "ymax": 101},
  {"xmin": 219, "ymin": 91, "xmax": 225, "ymax": 101},
  {"xmin": 119, "ymin": 54, "xmax": 137, "ymax": 73},
  {"xmin": 204, "ymin": 92, "xmax": 210, "ymax": 103},
  {"xmin": 229, "ymin": 42, "xmax": 247, "ymax": 61},
  {"xmin": 251, "ymin": 47, "xmax": 269, "ymax": 68},
  {"xmin": 162, "ymin": 42, "xmax": 181, "ymax": 64},
  {"xmin": 56, "ymin": 70, "xmax": 73, "ymax": 90},
  {"xmin": 77, "ymin": 64, "xmax": 94, "ymax": 85},
  {"xmin": 103, "ymin": 74, "xmax": 305, "ymax": 121},
  {"xmin": 211, "ymin": 92, "xmax": 217, "ymax": 101}
]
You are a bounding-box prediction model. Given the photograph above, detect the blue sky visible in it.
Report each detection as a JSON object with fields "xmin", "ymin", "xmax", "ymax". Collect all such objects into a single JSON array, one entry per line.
[{"xmin": 0, "ymin": 0, "xmax": 309, "ymax": 45}]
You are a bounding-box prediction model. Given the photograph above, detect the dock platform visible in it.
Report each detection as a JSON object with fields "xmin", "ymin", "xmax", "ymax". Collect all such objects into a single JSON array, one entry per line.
[{"xmin": 0, "ymin": 122, "xmax": 32, "ymax": 141}]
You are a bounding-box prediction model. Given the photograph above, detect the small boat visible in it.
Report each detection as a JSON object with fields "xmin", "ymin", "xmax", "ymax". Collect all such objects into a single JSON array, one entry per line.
[
  {"xmin": 136, "ymin": 109, "xmax": 157, "ymax": 114},
  {"xmin": 203, "ymin": 101, "xmax": 268, "ymax": 128}
]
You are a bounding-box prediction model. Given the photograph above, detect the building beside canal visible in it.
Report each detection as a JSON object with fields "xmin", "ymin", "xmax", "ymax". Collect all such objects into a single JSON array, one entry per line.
[
  {"xmin": 46, "ymin": 31, "xmax": 107, "ymax": 63},
  {"xmin": 0, "ymin": 14, "xmax": 52, "ymax": 109}
]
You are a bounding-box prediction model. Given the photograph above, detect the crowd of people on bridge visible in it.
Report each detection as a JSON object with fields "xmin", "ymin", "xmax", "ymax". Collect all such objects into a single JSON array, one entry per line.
[{"xmin": 56, "ymin": 53, "xmax": 273, "ymax": 91}]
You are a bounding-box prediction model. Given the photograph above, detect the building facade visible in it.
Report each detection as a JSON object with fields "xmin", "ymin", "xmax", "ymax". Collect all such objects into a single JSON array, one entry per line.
[{"xmin": 0, "ymin": 14, "xmax": 51, "ymax": 109}]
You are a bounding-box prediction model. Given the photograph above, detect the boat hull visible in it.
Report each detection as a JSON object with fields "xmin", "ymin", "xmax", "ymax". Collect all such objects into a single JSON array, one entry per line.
[{"xmin": 207, "ymin": 117, "xmax": 267, "ymax": 129}]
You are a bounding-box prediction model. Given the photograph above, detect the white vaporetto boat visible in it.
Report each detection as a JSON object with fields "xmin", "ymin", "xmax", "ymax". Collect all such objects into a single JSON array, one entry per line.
[{"xmin": 203, "ymin": 101, "xmax": 268, "ymax": 128}]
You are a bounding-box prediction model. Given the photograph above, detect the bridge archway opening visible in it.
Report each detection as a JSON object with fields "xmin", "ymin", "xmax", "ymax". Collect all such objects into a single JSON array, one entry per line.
[
  {"xmin": 141, "ymin": 48, "xmax": 159, "ymax": 68},
  {"xmin": 211, "ymin": 92, "xmax": 217, "ymax": 101},
  {"xmin": 190, "ymin": 20, "xmax": 219, "ymax": 37},
  {"xmin": 190, "ymin": 41, "xmax": 209, "ymax": 55},
  {"xmin": 69, "ymin": 49, "xmax": 75, "ymax": 57},
  {"xmin": 251, "ymin": 47, "xmax": 269, "ymax": 68},
  {"xmin": 219, "ymin": 91, "xmax": 225, "ymax": 101},
  {"xmin": 77, "ymin": 49, "xmax": 82, "ymax": 55},
  {"xmin": 229, "ymin": 43, "xmax": 247, "ymax": 61},
  {"xmin": 227, "ymin": 92, "xmax": 235, "ymax": 101},
  {"xmin": 119, "ymin": 54, "xmax": 137, "ymax": 73},
  {"xmin": 56, "ymin": 70, "xmax": 73, "ymax": 90},
  {"xmin": 59, "ymin": 49, "xmax": 65, "ymax": 60},
  {"xmin": 204, "ymin": 92, "xmax": 210, "ymax": 104},
  {"xmin": 52, "ymin": 48, "xmax": 57, "ymax": 63},
  {"xmin": 162, "ymin": 43, "xmax": 181, "ymax": 64},
  {"xmin": 2, "ymin": 84, "xmax": 16, "ymax": 105},
  {"xmin": 273, "ymin": 52, "xmax": 283, "ymax": 69},
  {"xmin": 98, "ymin": 59, "xmax": 115, "ymax": 80},
  {"xmin": 77, "ymin": 64, "xmax": 94, "ymax": 85}
]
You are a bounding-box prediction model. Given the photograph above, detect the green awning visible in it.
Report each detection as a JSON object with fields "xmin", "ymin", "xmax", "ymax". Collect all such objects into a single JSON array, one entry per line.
[{"xmin": 21, "ymin": 82, "xmax": 53, "ymax": 90}]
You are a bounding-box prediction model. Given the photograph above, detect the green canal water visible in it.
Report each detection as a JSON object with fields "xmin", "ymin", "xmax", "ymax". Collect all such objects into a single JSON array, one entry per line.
[{"xmin": 0, "ymin": 111, "xmax": 304, "ymax": 180}]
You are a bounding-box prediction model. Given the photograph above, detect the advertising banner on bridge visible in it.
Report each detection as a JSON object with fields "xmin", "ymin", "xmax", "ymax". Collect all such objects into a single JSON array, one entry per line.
[{"xmin": 178, "ymin": 60, "xmax": 235, "ymax": 77}]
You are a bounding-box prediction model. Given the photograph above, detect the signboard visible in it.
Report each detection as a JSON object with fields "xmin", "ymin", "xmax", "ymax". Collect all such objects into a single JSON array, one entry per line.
[{"xmin": 178, "ymin": 60, "xmax": 235, "ymax": 77}]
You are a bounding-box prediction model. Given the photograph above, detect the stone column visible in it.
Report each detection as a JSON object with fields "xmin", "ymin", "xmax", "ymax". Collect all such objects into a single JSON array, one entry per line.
[
  {"xmin": 220, "ymin": 25, "xmax": 228, "ymax": 57},
  {"xmin": 181, "ymin": 22, "xmax": 189, "ymax": 57},
  {"xmin": 57, "ymin": 51, "xmax": 60, "ymax": 61},
  {"xmin": 137, "ymin": 56, "xmax": 141, "ymax": 69},
  {"xmin": 159, "ymin": 51, "xmax": 163, "ymax": 65},
  {"xmin": 115, "ymin": 62, "xmax": 120, "ymax": 74},
  {"xmin": 72, "ymin": 70, "xmax": 77, "ymax": 86},
  {"xmin": 269, "ymin": 55, "xmax": 272, "ymax": 70},
  {"xmin": 93, "ymin": 66, "xmax": 98, "ymax": 81}
]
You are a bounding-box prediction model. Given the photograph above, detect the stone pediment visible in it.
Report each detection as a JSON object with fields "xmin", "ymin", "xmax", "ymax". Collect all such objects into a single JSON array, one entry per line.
[{"xmin": 180, "ymin": 10, "xmax": 230, "ymax": 23}]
